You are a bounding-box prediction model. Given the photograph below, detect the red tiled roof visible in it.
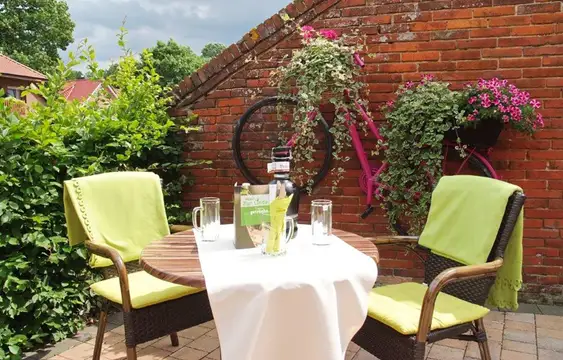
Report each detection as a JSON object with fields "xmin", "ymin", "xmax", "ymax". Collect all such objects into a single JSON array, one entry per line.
[
  {"xmin": 0, "ymin": 54, "xmax": 47, "ymax": 81},
  {"xmin": 170, "ymin": 0, "xmax": 339, "ymax": 109},
  {"xmin": 61, "ymin": 79, "xmax": 117, "ymax": 102}
]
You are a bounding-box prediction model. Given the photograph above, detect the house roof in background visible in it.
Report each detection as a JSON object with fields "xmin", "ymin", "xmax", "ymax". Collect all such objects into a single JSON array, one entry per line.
[
  {"xmin": 61, "ymin": 79, "xmax": 117, "ymax": 102},
  {"xmin": 170, "ymin": 0, "xmax": 338, "ymax": 109},
  {"xmin": 0, "ymin": 54, "xmax": 47, "ymax": 81}
]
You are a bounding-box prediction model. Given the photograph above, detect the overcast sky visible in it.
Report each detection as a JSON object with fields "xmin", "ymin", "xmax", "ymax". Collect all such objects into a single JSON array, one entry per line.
[{"xmin": 65, "ymin": 0, "xmax": 289, "ymax": 69}]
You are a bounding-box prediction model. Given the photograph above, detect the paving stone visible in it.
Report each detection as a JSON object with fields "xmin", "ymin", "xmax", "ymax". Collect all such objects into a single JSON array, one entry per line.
[
  {"xmin": 427, "ymin": 344, "xmax": 464, "ymax": 360},
  {"xmin": 502, "ymin": 340, "xmax": 537, "ymax": 355},
  {"xmin": 151, "ymin": 336, "xmax": 192, "ymax": 352},
  {"xmin": 205, "ymin": 328, "xmax": 218, "ymax": 338},
  {"xmin": 484, "ymin": 319, "xmax": 505, "ymax": 331},
  {"xmin": 348, "ymin": 342, "xmax": 360, "ymax": 353},
  {"xmin": 30, "ymin": 338, "xmax": 83, "ymax": 359},
  {"xmin": 86, "ymin": 331, "xmax": 124, "ymax": 347},
  {"xmin": 536, "ymin": 315, "xmax": 561, "ymax": 331},
  {"xmin": 513, "ymin": 303, "xmax": 541, "ymax": 315},
  {"xmin": 505, "ymin": 320, "xmax": 536, "ymax": 332},
  {"xmin": 506, "ymin": 312, "xmax": 535, "ymax": 324},
  {"xmin": 488, "ymin": 328, "xmax": 504, "ymax": 342},
  {"xmin": 111, "ymin": 325, "xmax": 125, "ymax": 335},
  {"xmin": 207, "ymin": 348, "xmax": 221, "ymax": 360},
  {"xmin": 486, "ymin": 311, "xmax": 506, "ymax": 323},
  {"xmin": 466, "ymin": 341, "xmax": 501, "ymax": 360},
  {"xmin": 537, "ymin": 336, "xmax": 563, "ymax": 353},
  {"xmin": 538, "ymin": 305, "xmax": 563, "ymax": 316},
  {"xmin": 504, "ymin": 329, "xmax": 537, "ymax": 344},
  {"xmin": 500, "ymin": 349, "xmax": 537, "ymax": 360},
  {"xmin": 58, "ymin": 342, "xmax": 95, "ymax": 360},
  {"xmin": 136, "ymin": 346, "xmax": 172, "ymax": 360},
  {"xmin": 101, "ymin": 342, "xmax": 128, "ymax": 360},
  {"xmin": 537, "ymin": 327, "xmax": 563, "ymax": 341},
  {"xmin": 169, "ymin": 346, "xmax": 208, "ymax": 360},
  {"xmin": 435, "ymin": 338, "xmax": 467, "ymax": 350},
  {"xmin": 200, "ymin": 321, "xmax": 215, "ymax": 329},
  {"xmin": 538, "ymin": 348, "xmax": 563, "ymax": 360},
  {"xmin": 187, "ymin": 335, "xmax": 219, "ymax": 353},
  {"xmin": 177, "ymin": 326, "xmax": 210, "ymax": 340},
  {"xmin": 353, "ymin": 349, "xmax": 378, "ymax": 360}
]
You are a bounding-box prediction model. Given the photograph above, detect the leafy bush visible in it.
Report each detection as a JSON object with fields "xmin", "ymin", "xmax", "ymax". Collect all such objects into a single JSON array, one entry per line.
[{"xmin": 0, "ymin": 30, "xmax": 202, "ymax": 359}]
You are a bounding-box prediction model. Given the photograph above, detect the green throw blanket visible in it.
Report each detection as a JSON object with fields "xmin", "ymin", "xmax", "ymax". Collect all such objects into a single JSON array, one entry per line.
[
  {"xmin": 419, "ymin": 175, "xmax": 523, "ymax": 310},
  {"xmin": 64, "ymin": 171, "xmax": 170, "ymax": 268}
]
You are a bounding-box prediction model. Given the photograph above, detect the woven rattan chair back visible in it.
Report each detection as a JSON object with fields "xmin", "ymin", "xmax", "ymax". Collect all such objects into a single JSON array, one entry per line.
[{"xmin": 423, "ymin": 192, "xmax": 526, "ymax": 305}]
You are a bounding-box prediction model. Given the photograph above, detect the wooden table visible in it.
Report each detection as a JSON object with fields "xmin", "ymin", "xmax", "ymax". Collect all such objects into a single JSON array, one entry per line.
[{"xmin": 140, "ymin": 227, "xmax": 379, "ymax": 288}]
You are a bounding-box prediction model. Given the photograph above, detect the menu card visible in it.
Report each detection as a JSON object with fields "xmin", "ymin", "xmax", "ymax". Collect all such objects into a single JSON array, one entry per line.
[{"xmin": 233, "ymin": 183, "xmax": 276, "ymax": 249}]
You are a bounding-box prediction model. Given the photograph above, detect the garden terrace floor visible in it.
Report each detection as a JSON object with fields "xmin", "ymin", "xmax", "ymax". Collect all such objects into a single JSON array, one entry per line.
[{"xmin": 24, "ymin": 304, "xmax": 563, "ymax": 360}]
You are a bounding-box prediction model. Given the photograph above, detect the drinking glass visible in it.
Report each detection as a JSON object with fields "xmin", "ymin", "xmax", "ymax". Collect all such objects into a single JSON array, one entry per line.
[
  {"xmin": 261, "ymin": 217, "xmax": 295, "ymax": 256},
  {"xmin": 311, "ymin": 199, "xmax": 332, "ymax": 245},
  {"xmin": 192, "ymin": 197, "xmax": 220, "ymax": 242}
]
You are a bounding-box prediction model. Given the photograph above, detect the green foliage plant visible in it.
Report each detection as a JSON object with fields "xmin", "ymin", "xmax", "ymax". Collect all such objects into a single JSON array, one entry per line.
[
  {"xmin": 0, "ymin": 28, "xmax": 203, "ymax": 359},
  {"xmin": 270, "ymin": 26, "xmax": 368, "ymax": 191},
  {"xmin": 378, "ymin": 75, "xmax": 465, "ymax": 234}
]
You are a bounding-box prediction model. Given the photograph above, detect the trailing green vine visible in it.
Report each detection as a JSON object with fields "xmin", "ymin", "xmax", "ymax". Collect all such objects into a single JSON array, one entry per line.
[
  {"xmin": 378, "ymin": 76, "xmax": 465, "ymax": 234},
  {"xmin": 270, "ymin": 26, "xmax": 368, "ymax": 191}
]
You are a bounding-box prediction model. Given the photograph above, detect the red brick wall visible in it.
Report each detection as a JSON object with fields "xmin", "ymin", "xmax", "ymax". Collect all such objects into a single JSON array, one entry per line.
[{"xmin": 174, "ymin": 0, "xmax": 563, "ymax": 304}]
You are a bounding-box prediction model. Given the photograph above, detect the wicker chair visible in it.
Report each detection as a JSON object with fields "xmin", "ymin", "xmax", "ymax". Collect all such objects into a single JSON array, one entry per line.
[
  {"xmin": 87, "ymin": 229, "xmax": 213, "ymax": 360},
  {"xmin": 63, "ymin": 173, "xmax": 213, "ymax": 360},
  {"xmin": 353, "ymin": 191, "xmax": 526, "ymax": 360}
]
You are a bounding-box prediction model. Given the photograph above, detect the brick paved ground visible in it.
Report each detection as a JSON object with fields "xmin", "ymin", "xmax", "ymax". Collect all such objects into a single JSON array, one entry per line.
[{"xmin": 24, "ymin": 305, "xmax": 563, "ymax": 360}]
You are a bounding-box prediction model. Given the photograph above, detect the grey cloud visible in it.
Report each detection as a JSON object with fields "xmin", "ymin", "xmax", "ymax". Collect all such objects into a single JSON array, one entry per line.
[{"xmin": 64, "ymin": 0, "xmax": 290, "ymax": 68}]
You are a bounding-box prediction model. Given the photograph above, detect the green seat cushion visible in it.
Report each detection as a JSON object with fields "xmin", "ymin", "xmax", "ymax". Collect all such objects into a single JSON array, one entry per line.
[
  {"xmin": 367, "ymin": 282, "xmax": 490, "ymax": 335},
  {"xmin": 90, "ymin": 271, "xmax": 203, "ymax": 309}
]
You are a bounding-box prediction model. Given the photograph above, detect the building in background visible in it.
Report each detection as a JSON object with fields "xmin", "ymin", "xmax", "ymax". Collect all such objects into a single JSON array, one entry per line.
[{"xmin": 0, "ymin": 54, "xmax": 46, "ymax": 106}]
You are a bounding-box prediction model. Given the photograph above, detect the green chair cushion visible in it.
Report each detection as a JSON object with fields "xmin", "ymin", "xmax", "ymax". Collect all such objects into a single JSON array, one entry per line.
[
  {"xmin": 91, "ymin": 271, "xmax": 203, "ymax": 309},
  {"xmin": 367, "ymin": 282, "xmax": 490, "ymax": 335}
]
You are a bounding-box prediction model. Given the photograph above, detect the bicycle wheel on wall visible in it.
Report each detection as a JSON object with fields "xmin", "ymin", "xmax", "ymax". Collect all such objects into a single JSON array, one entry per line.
[
  {"xmin": 232, "ymin": 97, "xmax": 333, "ymax": 192},
  {"xmin": 389, "ymin": 144, "xmax": 495, "ymax": 236}
]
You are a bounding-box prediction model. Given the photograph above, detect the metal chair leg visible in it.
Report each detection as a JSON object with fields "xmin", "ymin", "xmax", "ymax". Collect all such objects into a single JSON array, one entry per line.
[
  {"xmin": 126, "ymin": 347, "xmax": 137, "ymax": 360},
  {"xmin": 170, "ymin": 332, "xmax": 179, "ymax": 346},
  {"xmin": 474, "ymin": 318, "xmax": 492, "ymax": 360},
  {"xmin": 93, "ymin": 303, "xmax": 108, "ymax": 360}
]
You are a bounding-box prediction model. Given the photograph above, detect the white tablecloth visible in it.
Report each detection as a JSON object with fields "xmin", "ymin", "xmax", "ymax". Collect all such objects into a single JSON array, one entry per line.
[{"xmin": 196, "ymin": 224, "xmax": 378, "ymax": 360}]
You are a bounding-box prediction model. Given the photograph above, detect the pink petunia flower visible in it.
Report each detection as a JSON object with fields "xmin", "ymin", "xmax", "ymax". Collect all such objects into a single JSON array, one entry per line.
[
  {"xmin": 319, "ymin": 29, "xmax": 339, "ymax": 40},
  {"xmin": 530, "ymin": 99, "xmax": 541, "ymax": 109},
  {"xmin": 421, "ymin": 74, "xmax": 435, "ymax": 82},
  {"xmin": 386, "ymin": 100, "xmax": 395, "ymax": 108},
  {"xmin": 301, "ymin": 26, "xmax": 314, "ymax": 32}
]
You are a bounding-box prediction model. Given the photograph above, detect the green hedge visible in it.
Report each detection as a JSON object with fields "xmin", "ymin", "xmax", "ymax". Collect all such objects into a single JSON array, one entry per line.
[{"xmin": 0, "ymin": 33, "xmax": 204, "ymax": 359}]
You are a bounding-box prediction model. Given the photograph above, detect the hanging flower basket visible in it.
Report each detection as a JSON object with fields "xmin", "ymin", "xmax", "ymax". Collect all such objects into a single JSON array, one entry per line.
[
  {"xmin": 450, "ymin": 78, "xmax": 544, "ymax": 149},
  {"xmin": 445, "ymin": 119, "xmax": 504, "ymax": 149}
]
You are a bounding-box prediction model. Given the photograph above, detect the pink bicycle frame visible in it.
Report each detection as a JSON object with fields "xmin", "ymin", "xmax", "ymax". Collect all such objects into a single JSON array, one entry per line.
[{"xmin": 284, "ymin": 54, "xmax": 498, "ymax": 218}]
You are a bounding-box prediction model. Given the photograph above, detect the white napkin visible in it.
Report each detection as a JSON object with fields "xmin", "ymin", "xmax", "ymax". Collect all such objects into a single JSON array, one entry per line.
[{"xmin": 196, "ymin": 224, "xmax": 378, "ymax": 360}]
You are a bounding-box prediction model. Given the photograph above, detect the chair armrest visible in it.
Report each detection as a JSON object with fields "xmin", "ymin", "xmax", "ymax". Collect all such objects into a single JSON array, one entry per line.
[
  {"xmin": 170, "ymin": 224, "xmax": 193, "ymax": 234},
  {"xmin": 416, "ymin": 258, "xmax": 503, "ymax": 342},
  {"xmin": 85, "ymin": 241, "xmax": 134, "ymax": 312},
  {"xmin": 369, "ymin": 236, "xmax": 419, "ymax": 245}
]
